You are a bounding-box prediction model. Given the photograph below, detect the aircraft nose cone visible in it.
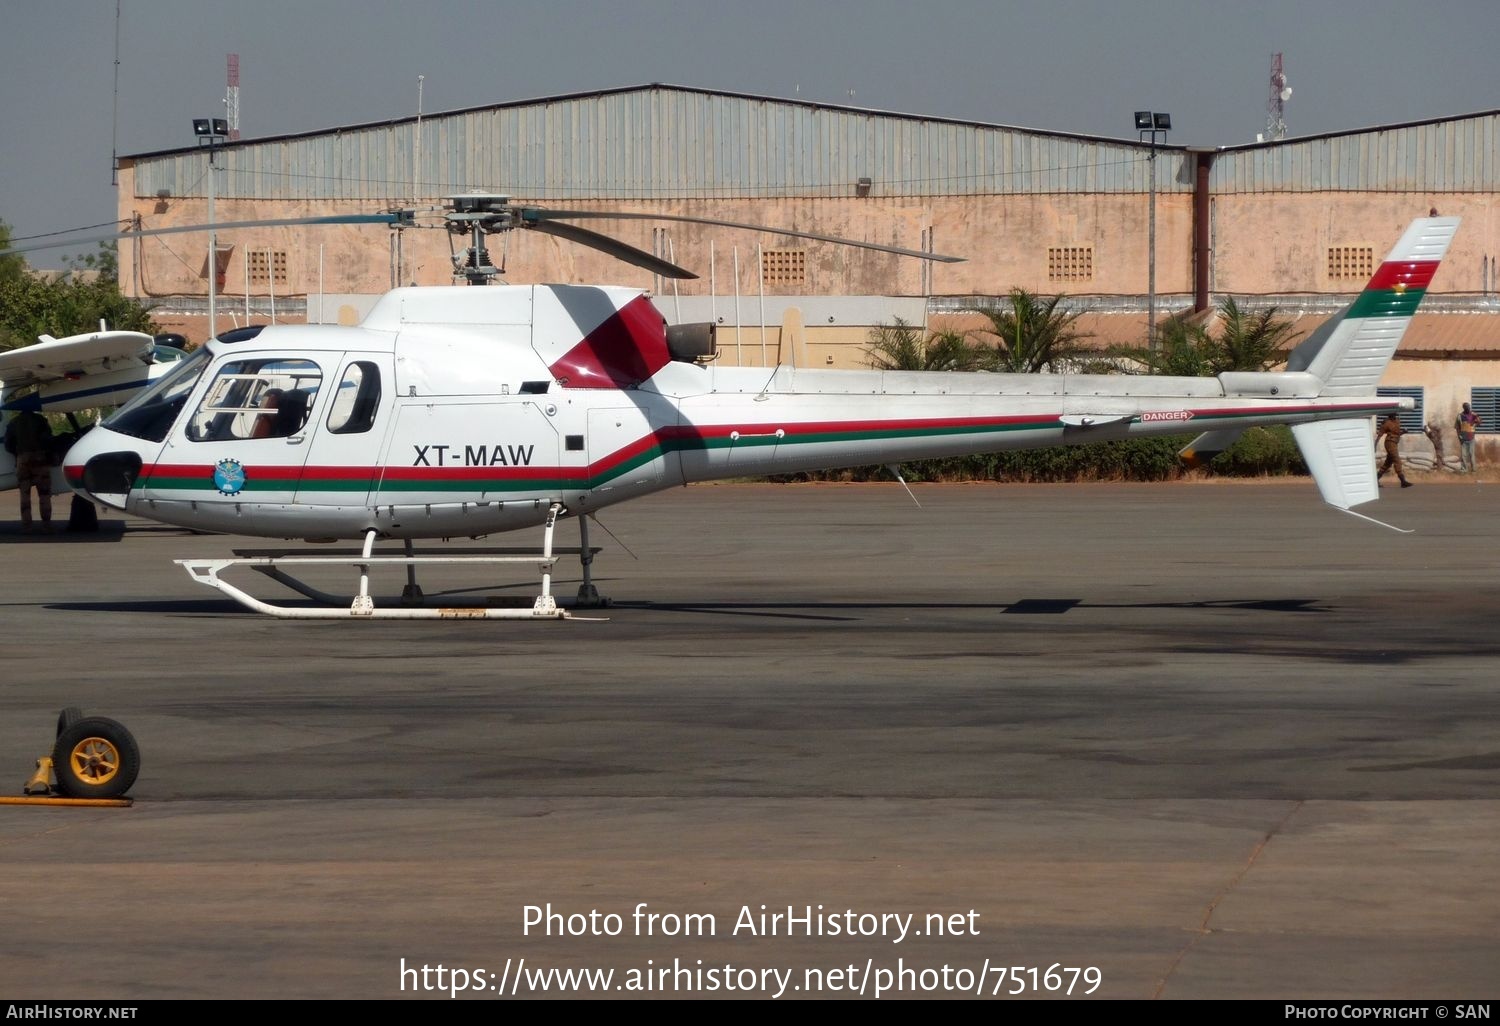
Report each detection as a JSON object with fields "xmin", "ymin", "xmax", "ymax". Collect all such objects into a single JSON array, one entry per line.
[{"xmin": 77, "ymin": 450, "xmax": 143, "ymax": 510}]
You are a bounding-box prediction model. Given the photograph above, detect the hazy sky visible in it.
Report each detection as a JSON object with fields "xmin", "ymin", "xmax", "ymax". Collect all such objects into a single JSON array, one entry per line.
[{"xmin": 3, "ymin": 0, "xmax": 1497, "ymax": 258}]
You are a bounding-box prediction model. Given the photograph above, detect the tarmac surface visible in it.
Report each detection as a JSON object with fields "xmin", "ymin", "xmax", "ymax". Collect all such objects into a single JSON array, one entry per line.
[{"xmin": 1, "ymin": 478, "xmax": 1497, "ymax": 1001}]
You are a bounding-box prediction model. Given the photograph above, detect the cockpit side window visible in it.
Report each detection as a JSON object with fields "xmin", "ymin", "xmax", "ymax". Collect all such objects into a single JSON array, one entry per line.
[
  {"xmin": 185, "ymin": 358, "xmax": 322, "ymax": 442},
  {"xmin": 102, "ymin": 348, "xmax": 211, "ymax": 443},
  {"xmin": 326, "ymin": 361, "xmax": 382, "ymax": 435}
]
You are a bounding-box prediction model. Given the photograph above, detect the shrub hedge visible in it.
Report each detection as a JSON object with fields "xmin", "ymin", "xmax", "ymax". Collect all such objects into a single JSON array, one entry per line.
[{"xmin": 771, "ymin": 425, "xmax": 1310, "ymax": 483}]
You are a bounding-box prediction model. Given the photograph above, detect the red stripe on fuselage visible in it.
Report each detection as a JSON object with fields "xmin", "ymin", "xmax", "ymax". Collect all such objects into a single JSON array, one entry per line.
[
  {"xmin": 115, "ymin": 401, "xmax": 1402, "ymax": 488},
  {"xmin": 142, "ymin": 463, "xmax": 373, "ymax": 480},
  {"xmin": 548, "ymin": 294, "xmax": 670, "ymax": 389},
  {"xmin": 661, "ymin": 414, "xmax": 1048, "ymax": 439}
]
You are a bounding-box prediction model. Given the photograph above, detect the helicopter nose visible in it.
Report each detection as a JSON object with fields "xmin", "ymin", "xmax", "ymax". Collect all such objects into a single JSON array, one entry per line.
[{"xmin": 75, "ymin": 450, "xmax": 143, "ymax": 510}]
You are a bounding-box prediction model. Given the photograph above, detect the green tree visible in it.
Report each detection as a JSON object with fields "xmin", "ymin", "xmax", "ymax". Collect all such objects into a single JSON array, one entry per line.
[
  {"xmin": 0, "ymin": 241, "xmax": 156, "ymax": 351},
  {"xmin": 1115, "ymin": 311, "xmax": 1217, "ymax": 376},
  {"xmin": 1113, "ymin": 297, "xmax": 1299, "ymax": 376},
  {"xmin": 866, "ymin": 317, "xmax": 989, "ymax": 372},
  {"xmin": 1212, "ymin": 297, "xmax": 1299, "ymax": 372},
  {"xmin": 0, "ymin": 220, "xmax": 26, "ymax": 288},
  {"xmin": 971, "ymin": 288, "xmax": 1091, "ymax": 373},
  {"xmin": 60, "ymin": 241, "xmax": 120, "ymax": 281}
]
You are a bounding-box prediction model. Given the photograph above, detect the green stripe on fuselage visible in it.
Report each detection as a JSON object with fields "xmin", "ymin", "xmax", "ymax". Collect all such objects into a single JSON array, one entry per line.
[{"xmin": 373, "ymin": 476, "xmax": 577, "ymax": 493}]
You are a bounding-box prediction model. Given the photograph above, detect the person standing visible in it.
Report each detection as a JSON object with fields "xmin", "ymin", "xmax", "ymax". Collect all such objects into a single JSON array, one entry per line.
[
  {"xmin": 3, "ymin": 408, "xmax": 56, "ymax": 532},
  {"xmin": 1424, "ymin": 422, "xmax": 1450, "ymax": 471},
  {"xmin": 1455, "ymin": 402, "xmax": 1481, "ymax": 473},
  {"xmin": 1375, "ymin": 412, "xmax": 1413, "ymax": 488}
]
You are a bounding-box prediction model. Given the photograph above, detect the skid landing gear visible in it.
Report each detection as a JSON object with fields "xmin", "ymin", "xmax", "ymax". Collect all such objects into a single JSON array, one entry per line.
[{"xmin": 176, "ymin": 504, "xmax": 612, "ymax": 620}]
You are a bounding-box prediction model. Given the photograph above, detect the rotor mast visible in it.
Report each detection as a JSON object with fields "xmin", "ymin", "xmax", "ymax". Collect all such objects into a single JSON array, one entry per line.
[{"xmin": 445, "ymin": 193, "xmax": 509, "ymax": 285}]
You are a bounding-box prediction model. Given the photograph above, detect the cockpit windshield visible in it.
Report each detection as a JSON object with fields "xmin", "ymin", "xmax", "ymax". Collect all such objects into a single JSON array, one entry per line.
[{"xmin": 102, "ymin": 347, "xmax": 211, "ymax": 442}]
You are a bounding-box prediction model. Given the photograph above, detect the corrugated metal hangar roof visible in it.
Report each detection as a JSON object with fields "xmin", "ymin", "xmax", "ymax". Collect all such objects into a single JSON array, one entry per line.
[{"xmin": 123, "ymin": 83, "xmax": 1500, "ymax": 202}]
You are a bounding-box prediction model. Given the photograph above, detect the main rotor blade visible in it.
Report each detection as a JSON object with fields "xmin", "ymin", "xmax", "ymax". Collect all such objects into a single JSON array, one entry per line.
[
  {"xmin": 523, "ymin": 208, "xmax": 965, "ymax": 263},
  {"xmin": 528, "ymin": 220, "xmax": 699, "ymax": 280},
  {"xmin": 0, "ymin": 212, "xmax": 408, "ymax": 258}
]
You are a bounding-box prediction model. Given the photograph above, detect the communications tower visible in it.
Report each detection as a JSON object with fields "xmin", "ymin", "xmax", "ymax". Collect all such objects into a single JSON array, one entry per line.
[
  {"xmin": 226, "ymin": 54, "xmax": 240, "ymax": 141},
  {"xmin": 1265, "ymin": 52, "xmax": 1291, "ymax": 141}
]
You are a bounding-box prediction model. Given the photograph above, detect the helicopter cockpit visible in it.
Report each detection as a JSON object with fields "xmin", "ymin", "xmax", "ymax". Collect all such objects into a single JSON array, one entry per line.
[
  {"xmin": 185, "ymin": 358, "xmax": 320, "ymax": 442},
  {"xmin": 100, "ymin": 347, "xmax": 211, "ymax": 443}
]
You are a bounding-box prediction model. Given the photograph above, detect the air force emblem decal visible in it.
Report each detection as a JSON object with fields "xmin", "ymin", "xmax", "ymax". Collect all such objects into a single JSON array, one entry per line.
[{"xmin": 213, "ymin": 458, "xmax": 247, "ymax": 496}]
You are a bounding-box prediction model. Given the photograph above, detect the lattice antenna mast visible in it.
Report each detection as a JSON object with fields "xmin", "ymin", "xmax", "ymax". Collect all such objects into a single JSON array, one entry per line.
[
  {"xmin": 226, "ymin": 54, "xmax": 241, "ymax": 141},
  {"xmin": 1265, "ymin": 52, "xmax": 1291, "ymax": 141}
]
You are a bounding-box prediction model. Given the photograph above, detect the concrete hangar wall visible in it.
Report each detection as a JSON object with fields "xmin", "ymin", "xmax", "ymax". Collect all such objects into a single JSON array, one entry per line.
[{"xmin": 115, "ymin": 84, "xmax": 1500, "ymax": 445}]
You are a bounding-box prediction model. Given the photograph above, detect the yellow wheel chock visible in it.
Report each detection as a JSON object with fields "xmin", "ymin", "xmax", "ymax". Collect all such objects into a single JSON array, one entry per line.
[{"xmin": 4, "ymin": 711, "xmax": 136, "ymax": 807}]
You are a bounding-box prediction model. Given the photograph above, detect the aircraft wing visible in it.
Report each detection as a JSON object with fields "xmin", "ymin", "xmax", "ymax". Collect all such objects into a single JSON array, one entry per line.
[{"xmin": 0, "ymin": 330, "xmax": 157, "ymax": 392}]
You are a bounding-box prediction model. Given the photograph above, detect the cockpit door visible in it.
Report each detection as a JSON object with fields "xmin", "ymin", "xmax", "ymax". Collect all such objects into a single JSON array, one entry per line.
[{"xmin": 145, "ymin": 355, "xmax": 325, "ymax": 505}]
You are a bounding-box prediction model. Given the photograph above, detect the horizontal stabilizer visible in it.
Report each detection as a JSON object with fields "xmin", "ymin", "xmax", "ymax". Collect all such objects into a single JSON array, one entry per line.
[
  {"xmin": 1179, "ymin": 429, "xmax": 1245, "ymax": 469},
  {"xmin": 1292, "ymin": 420, "xmax": 1379, "ymax": 510}
]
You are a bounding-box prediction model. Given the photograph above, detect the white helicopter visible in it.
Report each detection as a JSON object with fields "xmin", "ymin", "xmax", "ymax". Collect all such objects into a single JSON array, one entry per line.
[{"xmin": 45, "ymin": 200, "xmax": 1457, "ymax": 619}]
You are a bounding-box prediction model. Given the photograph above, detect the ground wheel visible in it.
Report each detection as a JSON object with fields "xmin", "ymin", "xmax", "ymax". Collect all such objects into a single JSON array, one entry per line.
[
  {"xmin": 52, "ymin": 717, "xmax": 140, "ymax": 799},
  {"xmin": 56, "ymin": 706, "xmax": 84, "ymax": 738}
]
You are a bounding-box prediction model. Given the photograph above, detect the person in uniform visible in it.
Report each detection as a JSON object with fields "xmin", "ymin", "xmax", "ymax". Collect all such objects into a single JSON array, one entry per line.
[
  {"xmin": 1375, "ymin": 412, "xmax": 1412, "ymax": 488},
  {"xmin": 4, "ymin": 408, "xmax": 56, "ymax": 532}
]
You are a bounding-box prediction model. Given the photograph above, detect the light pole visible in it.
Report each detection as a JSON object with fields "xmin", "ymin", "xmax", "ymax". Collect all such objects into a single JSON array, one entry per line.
[
  {"xmin": 193, "ymin": 117, "xmax": 229, "ymax": 340},
  {"xmin": 1134, "ymin": 111, "xmax": 1171, "ymax": 349}
]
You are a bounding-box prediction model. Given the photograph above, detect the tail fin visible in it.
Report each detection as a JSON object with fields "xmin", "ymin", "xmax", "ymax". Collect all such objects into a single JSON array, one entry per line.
[
  {"xmin": 1292, "ymin": 419, "xmax": 1381, "ymax": 509},
  {"xmin": 1288, "ymin": 217, "xmax": 1461, "ymax": 395},
  {"xmin": 1289, "ymin": 216, "xmax": 1459, "ymax": 510}
]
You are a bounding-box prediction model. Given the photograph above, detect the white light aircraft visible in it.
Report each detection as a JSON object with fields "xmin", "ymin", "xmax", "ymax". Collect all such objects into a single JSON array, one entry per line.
[
  {"xmin": 40, "ymin": 201, "xmax": 1457, "ymax": 618},
  {"xmin": 0, "ymin": 329, "xmax": 187, "ymax": 496}
]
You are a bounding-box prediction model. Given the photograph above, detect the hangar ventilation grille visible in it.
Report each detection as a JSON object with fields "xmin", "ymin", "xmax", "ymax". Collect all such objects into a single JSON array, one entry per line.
[
  {"xmin": 1047, "ymin": 246, "xmax": 1093, "ymax": 282},
  {"xmin": 761, "ymin": 249, "xmax": 806, "ymax": 287},
  {"xmin": 1327, "ymin": 246, "xmax": 1374, "ymax": 281},
  {"xmin": 249, "ymin": 250, "xmax": 289, "ymax": 287},
  {"xmin": 1377, "ymin": 385, "xmax": 1425, "ymax": 435},
  {"xmin": 1468, "ymin": 388, "xmax": 1500, "ymax": 434}
]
